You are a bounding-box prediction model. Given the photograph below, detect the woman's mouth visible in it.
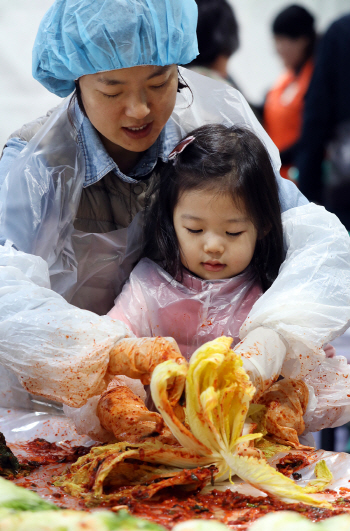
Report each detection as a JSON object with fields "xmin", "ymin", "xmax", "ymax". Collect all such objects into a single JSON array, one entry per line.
[
  {"xmin": 202, "ymin": 262, "xmax": 226, "ymax": 272},
  {"xmin": 122, "ymin": 122, "xmax": 153, "ymax": 139}
]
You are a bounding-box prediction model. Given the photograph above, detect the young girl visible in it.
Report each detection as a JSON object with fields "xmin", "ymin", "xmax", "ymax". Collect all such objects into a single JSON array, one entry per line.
[
  {"xmin": 99, "ymin": 124, "xmax": 344, "ymax": 448},
  {"xmin": 108, "ymin": 124, "xmax": 284, "ymax": 360}
]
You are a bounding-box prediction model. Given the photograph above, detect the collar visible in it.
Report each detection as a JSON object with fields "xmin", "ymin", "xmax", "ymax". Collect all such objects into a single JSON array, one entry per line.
[
  {"xmin": 179, "ymin": 265, "xmax": 257, "ymax": 292},
  {"xmin": 74, "ymin": 101, "xmax": 176, "ymax": 188}
]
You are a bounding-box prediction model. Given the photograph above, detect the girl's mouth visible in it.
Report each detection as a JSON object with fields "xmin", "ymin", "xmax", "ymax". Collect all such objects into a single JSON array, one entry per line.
[
  {"xmin": 122, "ymin": 122, "xmax": 153, "ymax": 139},
  {"xmin": 202, "ymin": 262, "xmax": 226, "ymax": 272}
]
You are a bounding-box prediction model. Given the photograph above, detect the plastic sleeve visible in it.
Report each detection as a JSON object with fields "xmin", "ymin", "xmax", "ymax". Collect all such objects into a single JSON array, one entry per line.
[
  {"xmin": 303, "ymin": 355, "xmax": 350, "ymax": 432},
  {"xmin": 240, "ymin": 203, "xmax": 350, "ymax": 380},
  {"xmin": 0, "ymin": 242, "xmax": 129, "ymax": 408},
  {"xmin": 234, "ymin": 327, "xmax": 287, "ymax": 400},
  {"xmin": 0, "ymin": 138, "xmax": 27, "ymax": 189}
]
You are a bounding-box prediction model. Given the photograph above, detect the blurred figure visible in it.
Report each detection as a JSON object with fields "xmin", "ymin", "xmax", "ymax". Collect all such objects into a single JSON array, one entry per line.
[
  {"xmin": 188, "ymin": 0, "xmax": 261, "ymax": 119},
  {"xmin": 188, "ymin": 0, "xmax": 240, "ymax": 87},
  {"xmin": 296, "ymin": 14, "xmax": 350, "ymax": 230},
  {"xmin": 263, "ymin": 5, "xmax": 316, "ymax": 180}
]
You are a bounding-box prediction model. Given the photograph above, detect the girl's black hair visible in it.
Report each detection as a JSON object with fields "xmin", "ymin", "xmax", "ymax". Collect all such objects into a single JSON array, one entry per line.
[{"xmin": 144, "ymin": 124, "xmax": 284, "ymax": 292}]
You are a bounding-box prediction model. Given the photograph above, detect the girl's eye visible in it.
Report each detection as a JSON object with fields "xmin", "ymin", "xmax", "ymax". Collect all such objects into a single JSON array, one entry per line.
[
  {"xmin": 226, "ymin": 231, "xmax": 243, "ymax": 237},
  {"xmin": 186, "ymin": 228, "xmax": 202, "ymax": 234}
]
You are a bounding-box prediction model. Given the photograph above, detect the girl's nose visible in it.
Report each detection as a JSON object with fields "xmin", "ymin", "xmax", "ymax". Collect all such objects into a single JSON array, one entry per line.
[
  {"xmin": 124, "ymin": 92, "xmax": 151, "ymax": 120},
  {"xmin": 203, "ymin": 235, "xmax": 225, "ymax": 255}
]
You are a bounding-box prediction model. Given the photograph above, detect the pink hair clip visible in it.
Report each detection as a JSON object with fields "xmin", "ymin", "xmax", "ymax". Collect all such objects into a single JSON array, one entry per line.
[{"xmin": 168, "ymin": 135, "xmax": 195, "ymax": 161}]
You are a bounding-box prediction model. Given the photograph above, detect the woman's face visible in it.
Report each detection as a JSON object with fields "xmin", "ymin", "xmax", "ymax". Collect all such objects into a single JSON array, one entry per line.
[
  {"xmin": 274, "ymin": 35, "xmax": 310, "ymax": 70},
  {"xmin": 79, "ymin": 64, "xmax": 178, "ymax": 160}
]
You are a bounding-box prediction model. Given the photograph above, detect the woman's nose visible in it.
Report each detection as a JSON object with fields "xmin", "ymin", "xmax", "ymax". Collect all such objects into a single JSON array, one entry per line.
[
  {"xmin": 124, "ymin": 93, "xmax": 151, "ymax": 120},
  {"xmin": 203, "ymin": 235, "xmax": 225, "ymax": 255}
]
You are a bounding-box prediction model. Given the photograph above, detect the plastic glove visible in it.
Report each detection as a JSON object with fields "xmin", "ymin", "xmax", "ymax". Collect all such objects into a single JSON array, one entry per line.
[
  {"xmin": 63, "ymin": 375, "xmax": 147, "ymax": 442},
  {"xmin": 97, "ymin": 378, "xmax": 166, "ymax": 443},
  {"xmin": 108, "ymin": 337, "xmax": 187, "ymax": 405},
  {"xmin": 257, "ymin": 379, "xmax": 313, "ymax": 449},
  {"xmin": 234, "ymin": 327, "xmax": 287, "ymax": 401}
]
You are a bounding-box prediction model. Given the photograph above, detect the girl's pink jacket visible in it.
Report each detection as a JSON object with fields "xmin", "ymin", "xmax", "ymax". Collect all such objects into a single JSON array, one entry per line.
[{"xmin": 108, "ymin": 258, "xmax": 262, "ymax": 361}]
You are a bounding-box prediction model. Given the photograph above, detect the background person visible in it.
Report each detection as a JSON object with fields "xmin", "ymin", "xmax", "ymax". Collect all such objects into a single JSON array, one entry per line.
[
  {"xmin": 263, "ymin": 4, "xmax": 316, "ymax": 180},
  {"xmin": 187, "ymin": 0, "xmax": 261, "ymax": 119},
  {"xmin": 296, "ymin": 13, "xmax": 350, "ymax": 230},
  {"xmin": 188, "ymin": 0, "xmax": 240, "ymax": 88}
]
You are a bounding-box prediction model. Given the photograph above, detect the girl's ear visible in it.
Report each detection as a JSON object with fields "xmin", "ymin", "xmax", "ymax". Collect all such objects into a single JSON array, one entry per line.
[{"xmin": 258, "ymin": 224, "xmax": 272, "ymax": 240}]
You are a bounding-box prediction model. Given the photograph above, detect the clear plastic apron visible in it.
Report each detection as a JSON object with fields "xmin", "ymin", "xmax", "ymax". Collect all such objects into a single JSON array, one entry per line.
[{"xmin": 68, "ymin": 213, "xmax": 144, "ymax": 315}]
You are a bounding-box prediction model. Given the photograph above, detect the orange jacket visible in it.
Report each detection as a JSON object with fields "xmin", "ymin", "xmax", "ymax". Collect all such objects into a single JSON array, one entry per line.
[{"xmin": 264, "ymin": 60, "xmax": 314, "ymax": 179}]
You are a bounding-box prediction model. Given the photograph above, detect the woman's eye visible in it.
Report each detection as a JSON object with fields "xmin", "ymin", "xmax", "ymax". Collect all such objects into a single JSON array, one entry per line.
[
  {"xmin": 186, "ymin": 228, "xmax": 202, "ymax": 234},
  {"xmin": 226, "ymin": 231, "xmax": 243, "ymax": 237},
  {"xmin": 103, "ymin": 93, "xmax": 121, "ymax": 99},
  {"xmin": 151, "ymin": 80, "xmax": 168, "ymax": 89}
]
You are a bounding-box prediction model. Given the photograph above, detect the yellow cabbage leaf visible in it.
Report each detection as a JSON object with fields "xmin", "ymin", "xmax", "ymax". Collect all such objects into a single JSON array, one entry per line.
[
  {"xmin": 151, "ymin": 337, "xmax": 331, "ymax": 508},
  {"xmin": 304, "ymin": 460, "xmax": 333, "ymax": 493}
]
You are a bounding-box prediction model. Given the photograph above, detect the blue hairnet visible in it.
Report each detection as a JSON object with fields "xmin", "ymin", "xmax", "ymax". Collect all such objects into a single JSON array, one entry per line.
[{"xmin": 32, "ymin": 0, "xmax": 199, "ymax": 97}]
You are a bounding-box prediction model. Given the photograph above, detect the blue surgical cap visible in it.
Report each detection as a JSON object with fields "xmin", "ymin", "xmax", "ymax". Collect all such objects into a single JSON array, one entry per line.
[{"xmin": 32, "ymin": 0, "xmax": 199, "ymax": 97}]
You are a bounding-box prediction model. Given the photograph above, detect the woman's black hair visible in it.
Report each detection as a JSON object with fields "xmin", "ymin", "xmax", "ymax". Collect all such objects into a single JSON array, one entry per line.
[
  {"xmin": 272, "ymin": 4, "xmax": 315, "ymax": 39},
  {"xmin": 144, "ymin": 124, "xmax": 284, "ymax": 292},
  {"xmin": 67, "ymin": 81, "xmax": 85, "ymax": 130},
  {"xmin": 189, "ymin": 0, "xmax": 239, "ymax": 67}
]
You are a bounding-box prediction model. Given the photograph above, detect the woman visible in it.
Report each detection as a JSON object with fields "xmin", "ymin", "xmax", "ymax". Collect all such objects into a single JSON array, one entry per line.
[
  {"xmin": 263, "ymin": 5, "xmax": 316, "ymax": 180},
  {"xmin": 0, "ymin": 0, "xmax": 349, "ymax": 439}
]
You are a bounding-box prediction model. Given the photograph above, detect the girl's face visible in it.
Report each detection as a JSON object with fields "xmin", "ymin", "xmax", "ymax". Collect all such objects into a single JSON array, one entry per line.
[
  {"xmin": 173, "ymin": 188, "xmax": 258, "ymax": 280},
  {"xmin": 79, "ymin": 64, "xmax": 178, "ymax": 162}
]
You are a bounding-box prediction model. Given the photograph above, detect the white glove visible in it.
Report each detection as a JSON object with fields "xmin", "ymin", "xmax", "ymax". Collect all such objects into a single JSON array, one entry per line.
[
  {"xmin": 63, "ymin": 375, "xmax": 147, "ymax": 442},
  {"xmin": 234, "ymin": 327, "xmax": 286, "ymax": 400}
]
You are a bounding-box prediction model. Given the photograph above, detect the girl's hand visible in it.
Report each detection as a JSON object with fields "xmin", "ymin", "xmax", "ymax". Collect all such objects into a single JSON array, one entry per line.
[
  {"xmin": 257, "ymin": 379, "xmax": 313, "ymax": 450},
  {"xmin": 234, "ymin": 327, "xmax": 287, "ymax": 401},
  {"xmin": 323, "ymin": 343, "xmax": 336, "ymax": 358},
  {"xmin": 108, "ymin": 337, "xmax": 187, "ymax": 402}
]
